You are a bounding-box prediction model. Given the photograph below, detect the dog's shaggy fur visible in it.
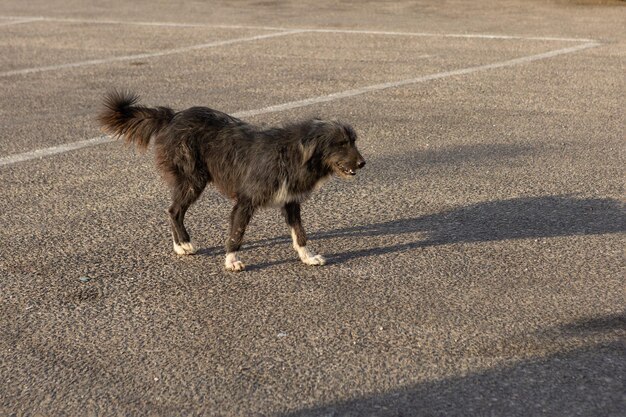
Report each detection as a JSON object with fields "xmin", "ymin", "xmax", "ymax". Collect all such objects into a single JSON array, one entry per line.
[{"xmin": 98, "ymin": 91, "xmax": 365, "ymax": 271}]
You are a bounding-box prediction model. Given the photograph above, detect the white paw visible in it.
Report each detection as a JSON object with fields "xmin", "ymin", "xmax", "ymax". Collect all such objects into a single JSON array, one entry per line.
[
  {"xmin": 298, "ymin": 247, "xmax": 326, "ymax": 266},
  {"xmin": 173, "ymin": 241, "xmax": 197, "ymax": 255},
  {"xmin": 225, "ymin": 253, "xmax": 246, "ymax": 272},
  {"xmin": 303, "ymin": 254, "xmax": 326, "ymax": 266}
]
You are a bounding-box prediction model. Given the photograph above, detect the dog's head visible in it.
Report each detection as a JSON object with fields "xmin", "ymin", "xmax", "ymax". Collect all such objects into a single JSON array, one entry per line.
[{"xmin": 301, "ymin": 120, "xmax": 365, "ymax": 178}]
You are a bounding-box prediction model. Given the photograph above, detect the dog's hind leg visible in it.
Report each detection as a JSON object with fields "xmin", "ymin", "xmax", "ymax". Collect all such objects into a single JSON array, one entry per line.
[
  {"xmin": 168, "ymin": 177, "xmax": 207, "ymax": 255},
  {"xmin": 282, "ymin": 202, "xmax": 326, "ymax": 266},
  {"xmin": 225, "ymin": 198, "xmax": 255, "ymax": 272}
]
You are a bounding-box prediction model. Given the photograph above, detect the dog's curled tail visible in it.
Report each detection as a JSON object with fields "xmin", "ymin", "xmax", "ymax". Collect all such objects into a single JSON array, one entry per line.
[{"xmin": 98, "ymin": 90, "xmax": 174, "ymax": 150}]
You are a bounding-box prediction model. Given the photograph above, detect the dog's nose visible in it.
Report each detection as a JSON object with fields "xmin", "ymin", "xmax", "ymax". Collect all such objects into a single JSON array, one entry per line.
[{"xmin": 357, "ymin": 160, "xmax": 366, "ymax": 169}]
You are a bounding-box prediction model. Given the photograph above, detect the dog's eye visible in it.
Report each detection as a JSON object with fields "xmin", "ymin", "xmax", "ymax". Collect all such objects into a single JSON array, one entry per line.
[{"xmin": 337, "ymin": 141, "xmax": 349, "ymax": 147}]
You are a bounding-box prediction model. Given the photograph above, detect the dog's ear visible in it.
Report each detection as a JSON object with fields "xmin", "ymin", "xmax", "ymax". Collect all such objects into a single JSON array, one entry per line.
[
  {"xmin": 300, "ymin": 120, "xmax": 325, "ymax": 165},
  {"xmin": 300, "ymin": 120, "xmax": 342, "ymax": 165},
  {"xmin": 341, "ymin": 122, "xmax": 357, "ymax": 142}
]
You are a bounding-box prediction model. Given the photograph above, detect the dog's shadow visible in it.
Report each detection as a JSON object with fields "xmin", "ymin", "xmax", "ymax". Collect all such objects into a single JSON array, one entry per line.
[{"xmin": 235, "ymin": 195, "xmax": 625, "ymax": 268}]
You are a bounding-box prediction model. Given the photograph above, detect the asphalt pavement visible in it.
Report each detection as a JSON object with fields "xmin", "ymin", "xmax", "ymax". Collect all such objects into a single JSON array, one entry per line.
[{"xmin": 1, "ymin": 1, "xmax": 625, "ymax": 416}]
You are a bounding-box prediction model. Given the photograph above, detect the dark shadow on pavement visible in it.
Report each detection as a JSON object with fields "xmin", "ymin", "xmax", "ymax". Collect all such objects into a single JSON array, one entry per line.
[
  {"xmin": 325, "ymin": 195, "xmax": 625, "ymax": 263},
  {"xmin": 243, "ymin": 196, "xmax": 625, "ymax": 265},
  {"xmin": 557, "ymin": 311, "xmax": 626, "ymax": 336},
  {"xmin": 279, "ymin": 314, "xmax": 626, "ymax": 417},
  {"xmin": 277, "ymin": 342, "xmax": 626, "ymax": 417}
]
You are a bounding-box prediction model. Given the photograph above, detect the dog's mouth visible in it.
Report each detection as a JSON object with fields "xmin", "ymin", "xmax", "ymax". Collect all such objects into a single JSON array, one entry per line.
[{"xmin": 335, "ymin": 163, "xmax": 357, "ymax": 177}]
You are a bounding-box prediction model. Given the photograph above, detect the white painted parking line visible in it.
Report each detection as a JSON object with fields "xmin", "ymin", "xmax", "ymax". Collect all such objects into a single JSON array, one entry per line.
[
  {"xmin": 0, "ymin": 136, "xmax": 112, "ymax": 166},
  {"xmin": 0, "ymin": 15, "xmax": 287, "ymax": 31},
  {"xmin": 307, "ymin": 28, "xmax": 595, "ymax": 43},
  {"xmin": 0, "ymin": 15, "xmax": 596, "ymax": 42},
  {"xmin": 0, "ymin": 41, "xmax": 599, "ymax": 168},
  {"xmin": 0, "ymin": 17, "xmax": 43, "ymax": 26},
  {"xmin": 0, "ymin": 29, "xmax": 305, "ymax": 78},
  {"xmin": 233, "ymin": 42, "xmax": 600, "ymax": 117}
]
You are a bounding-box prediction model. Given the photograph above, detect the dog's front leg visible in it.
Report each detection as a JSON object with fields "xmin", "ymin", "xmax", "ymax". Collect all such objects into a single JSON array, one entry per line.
[
  {"xmin": 282, "ymin": 202, "xmax": 326, "ymax": 266},
  {"xmin": 225, "ymin": 198, "xmax": 255, "ymax": 272}
]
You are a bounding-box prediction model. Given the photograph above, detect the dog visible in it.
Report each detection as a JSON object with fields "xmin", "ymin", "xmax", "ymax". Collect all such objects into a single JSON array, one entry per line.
[{"xmin": 98, "ymin": 91, "xmax": 365, "ymax": 271}]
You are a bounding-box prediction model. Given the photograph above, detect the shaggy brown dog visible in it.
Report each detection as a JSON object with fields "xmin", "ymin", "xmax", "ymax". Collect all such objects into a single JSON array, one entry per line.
[{"xmin": 98, "ymin": 91, "xmax": 365, "ymax": 271}]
